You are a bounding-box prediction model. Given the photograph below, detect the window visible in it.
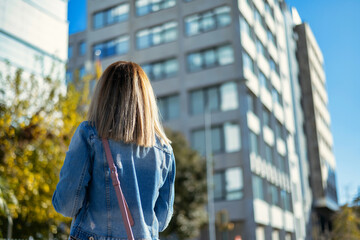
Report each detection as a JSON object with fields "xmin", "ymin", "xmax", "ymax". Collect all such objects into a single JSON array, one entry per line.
[
  {"xmin": 275, "ymin": 121, "xmax": 283, "ymax": 140},
  {"xmin": 253, "ymin": 7, "xmax": 266, "ymax": 28},
  {"xmin": 264, "ymin": 1, "xmax": 274, "ymax": 18},
  {"xmin": 254, "ymin": 8, "xmax": 261, "ymax": 24},
  {"xmin": 224, "ymin": 122, "xmax": 241, "ymax": 152},
  {"xmin": 281, "ymin": 190, "xmax": 292, "ymax": 211},
  {"xmin": 93, "ymin": 3, "xmax": 129, "ymax": 29},
  {"xmin": 265, "ymin": 144, "xmax": 273, "ymax": 164},
  {"xmin": 263, "ymin": 107, "xmax": 271, "ymax": 128},
  {"xmin": 272, "ymin": 230, "xmax": 280, "ymax": 240},
  {"xmin": 142, "ymin": 58, "xmax": 178, "ymax": 81},
  {"xmin": 192, "ymin": 129, "xmax": 206, "ymax": 156},
  {"xmin": 258, "ymin": 71, "xmax": 271, "ymax": 91},
  {"xmin": 79, "ymin": 41, "xmax": 86, "ymax": 56},
  {"xmin": 277, "ymin": 155, "xmax": 287, "ymax": 173},
  {"xmin": 249, "ymin": 131, "xmax": 260, "ymax": 155},
  {"xmin": 242, "ymin": 51, "xmax": 255, "ymax": 73},
  {"xmin": 272, "ymin": 87, "xmax": 283, "ymax": 105},
  {"xmin": 68, "ymin": 46, "xmax": 73, "ymax": 59},
  {"xmin": 256, "ymin": 39, "xmax": 266, "ymax": 57},
  {"xmin": 135, "ymin": 0, "xmax": 176, "ymax": 16},
  {"xmin": 269, "ymin": 184, "xmax": 280, "ymax": 206},
  {"xmin": 285, "ymin": 233, "xmax": 292, "ymax": 240},
  {"xmin": 269, "ymin": 57, "xmax": 280, "ymax": 75},
  {"xmin": 93, "ymin": 12, "xmax": 104, "ymax": 29},
  {"xmin": 191, "ymin": 122, "xmax": 241, "ymax": 156},
  {"xmin": 256, "ymin": 226, "xmax": 265, "ymax": 240},
  {"xmin": 220, "ymin": 82, "xmax": 238, "ymax": 111},
  {"xmin": 158, "ymin": 95, "xmax": 180, "ymax": 121},
  {"xmin": 240, "ymin": 18, "xmax": 254, "ymax": 40},
  {"xmin": 253, "ymin": 175, "xmax": 265, "ymax": 200},
  {"xmin": 185, "ymin": 6, "xmax": 231, "ymax": 36},
  {"xmin": 214, "ymin": 167, "xmax": 244, "ymax": 201},
  {"xmin": 267, "ymin": 28, "xmax": 276, "ymax": 46},
  {"xmin": 187, "ymin": 44, "xmax": 234, "ymax": 72},
  {"xmin": 136, "ymin": 22, "xmax": 177, "ymax": 49},
  {"xmin": 190, "ymin": 82, "xmax": 238, "ymax": 115},
  {"xmin": 247, "ymin": 92, "xmax": 257, "ymax": 114},
  {"xmin": 92, "ymin": 36, "xmax": 129, "ymax": 59}
]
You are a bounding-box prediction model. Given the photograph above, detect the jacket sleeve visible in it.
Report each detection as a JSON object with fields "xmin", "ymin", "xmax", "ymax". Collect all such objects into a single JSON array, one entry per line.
[
  {"xmin": 154, "ymin": 150, "xmax": 176, "ymax": 232},
  {"xmin": 52, "ymin": 122, "xmax": 93, "ymax": 217}
]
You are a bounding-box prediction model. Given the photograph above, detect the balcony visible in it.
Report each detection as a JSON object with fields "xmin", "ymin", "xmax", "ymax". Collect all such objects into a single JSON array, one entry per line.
[
  {"xmin": 265, "ymin": 12, "xmax": 276, "ymax": 33},
  {"xmin": 238, "ymin": 0, "xmax": 254, "ymax": 26},
  {"xmin": 241, "ymin": 31, "xmax": 257, "ymax": 60},
  {"xmin": 260, "ymin": 86, "xmax": 273, "ymax": 111},
  {"xmin": 273, "ymin": 102, "xmax": 284, "ymax": 123},
  {"xmin": 276, "ymin": 138, "xmax": 286, "ymax": 156},
  {"xmin": 270, "ymin": 70, "xmax": 281, "ymax": 93},
  {"xmin": 268, "ymin": 40, "xmax": 279, "ymax": 62},
  {"xmin": 254, "ymin": 199, "xmax": 270, "ymax": 225},
  {"xmin": 257, "ymin": 53, "xmax": 270, "ymax": 76},
  {"xmin": 244, "ymin": 68, "xmax": 260, "ymax": 96},
  {"xmin": 247, "ymin": 111, "xmax": 261, "ymax": 134},
  {"xmin": 263, "ymin": 125, "xmax": 275, "ymax": 146},
  {"xmin": 253, "ymin": 0, "xmax": 265, "ymax": 14},
  {"xmin": 254, "ymin": 21, "xmax": 268, "ymax": 45},
  {"xmin": 271, "ymin": 206, "xmax": 284, "ymax": 229},
  {"xmin": 284, "ymin": 211, "xmax": 295, "ymax": 232}
]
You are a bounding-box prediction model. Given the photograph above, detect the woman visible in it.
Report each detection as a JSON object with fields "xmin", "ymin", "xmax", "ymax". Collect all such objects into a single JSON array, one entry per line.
[{"xmin": 52, "ymin": 61, "xmax": 176, "ymax": 240}]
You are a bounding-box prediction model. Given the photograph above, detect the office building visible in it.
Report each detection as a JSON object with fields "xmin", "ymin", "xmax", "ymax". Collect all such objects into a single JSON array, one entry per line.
[
  {"xmin": 294, "ymin": 22, "xmax": 338, "ymax": 239},
  {"xmin": 0, "ymin": 0, "xmax": 68, "ymax": 81},
  {"xmin": 67, "ymin": 0, "xmax": 338, "ymax": 239}
]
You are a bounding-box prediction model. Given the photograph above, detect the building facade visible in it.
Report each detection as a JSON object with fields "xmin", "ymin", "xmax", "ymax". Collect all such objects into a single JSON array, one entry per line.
[
  {"xmin": 67, "ymin": 0, "xmax": 338, "ymax": 239},
  {"xmin": 294, "ymin": 22, "xmax": 338, "ymax": 239},
  {"xmin": 0, "ymin": 0, "xmax": 68, "ymax": 79}
]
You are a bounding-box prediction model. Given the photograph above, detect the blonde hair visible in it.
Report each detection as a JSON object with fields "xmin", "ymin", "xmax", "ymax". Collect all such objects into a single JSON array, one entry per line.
[{"xmin": 87, "ymin": 61, "xmax": 170, "ymax": 147}]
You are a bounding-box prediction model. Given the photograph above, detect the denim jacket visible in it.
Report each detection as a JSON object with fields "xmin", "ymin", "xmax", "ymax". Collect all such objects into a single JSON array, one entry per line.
[{"xmin": 52, "ymin": 121, "xmax": 176, "ymax": 240}]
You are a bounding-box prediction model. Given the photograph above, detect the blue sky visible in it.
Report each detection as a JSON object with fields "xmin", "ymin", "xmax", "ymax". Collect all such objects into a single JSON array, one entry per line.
[{"xmin": 67, "ymin": 0, "xmax": 360, "ymax": 204}]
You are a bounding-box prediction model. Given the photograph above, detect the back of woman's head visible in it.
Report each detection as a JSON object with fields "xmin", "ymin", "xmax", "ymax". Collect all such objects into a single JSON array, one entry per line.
[{"xmin": 87, "ymin": 61, "xmax": 170, "ymax": 147}]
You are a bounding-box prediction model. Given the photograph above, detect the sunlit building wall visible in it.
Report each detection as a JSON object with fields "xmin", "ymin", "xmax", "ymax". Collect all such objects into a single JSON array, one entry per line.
[
  {"xmin": 0, "ymin": 0, "xmax": 68, "ymax": 80},
  {"xmin": 68, "ymin": 0, "xmax": 338, "ymax": 239},
  {"xmin": 294, "ymin": 21, "xmax": 338, "ymax": 239}
]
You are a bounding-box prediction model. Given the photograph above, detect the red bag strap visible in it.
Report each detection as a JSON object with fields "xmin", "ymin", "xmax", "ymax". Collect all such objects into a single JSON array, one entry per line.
[{"xmin": 102, "ymin": 138, "xmax": 135, "ymax": 240}]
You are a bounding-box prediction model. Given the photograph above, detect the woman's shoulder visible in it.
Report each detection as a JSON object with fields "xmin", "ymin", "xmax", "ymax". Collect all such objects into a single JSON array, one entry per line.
[
  {"xmin": 76, "ymin": 121, "xmax": 98, "ymax": 138},
  {"xmin": 154, "ymin": 135, "xmax": 173, "ymax": 155}
]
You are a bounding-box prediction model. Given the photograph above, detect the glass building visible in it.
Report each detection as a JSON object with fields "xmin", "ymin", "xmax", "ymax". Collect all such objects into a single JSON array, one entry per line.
[{"xmin": 0, "ymin": 0, "xmax": 68, "ymax": 79}]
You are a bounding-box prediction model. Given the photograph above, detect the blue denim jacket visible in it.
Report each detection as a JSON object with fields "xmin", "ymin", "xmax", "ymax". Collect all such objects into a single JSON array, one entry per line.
[{"xmin": 52, "ymin": 121, "xmax": 176, "ymax": 240}]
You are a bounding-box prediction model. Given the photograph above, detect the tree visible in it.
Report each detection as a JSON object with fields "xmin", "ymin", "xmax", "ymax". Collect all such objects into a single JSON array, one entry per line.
[
  {"xmin": 0, "ymin": 63, "xmax": 207, "ymax": 239},
  {"xmin": 160, "ymin": 129, "xmax": 208, "ymax": 240},
  {"xmin": 0, "ymin": 65, "xmax": 89, "ymax": 239},
  {"xmin": 331, "ymin": 193, "xmax": 360, "ymax": 240}
]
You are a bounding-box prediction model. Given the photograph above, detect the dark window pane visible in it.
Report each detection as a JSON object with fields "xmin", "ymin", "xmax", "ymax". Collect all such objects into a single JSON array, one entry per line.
[
  {"xmin": 168, "ymin": 95, "xmax": 179, "ymax": 119},
  {"xmin": 211, "ymin": 127, "xmax": 222, "ymax": 153},
  {"xmin": 207, "ymin": 87, "xmax": 219, "ymax": 111},
  {"xmin": 253, "ymin": 175, "xmax": 264, "ymax": 200},
  {"xmin": 93, "ymin": 12, "xmax": 104, "ymax": 29},
  {"xmin": 214, "ymin": 173, "xmax": 223, "ymax": 200},
  {"xmin": 191, "ymin": 90, "xmax": 205, "ymax": 114},
  {"xmin": 192, "ymin": 129, "xmax": 205, "ymax": 156}
]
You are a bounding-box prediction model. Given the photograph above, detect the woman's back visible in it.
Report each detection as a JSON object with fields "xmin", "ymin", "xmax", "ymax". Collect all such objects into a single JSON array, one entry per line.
[
  {"xmin": 52, "ymin": 61, "xmax": 175, "ymax": 240},
  {"xmin": 53, "ymin": 121, "xmax": 175, "ymax": 240}
]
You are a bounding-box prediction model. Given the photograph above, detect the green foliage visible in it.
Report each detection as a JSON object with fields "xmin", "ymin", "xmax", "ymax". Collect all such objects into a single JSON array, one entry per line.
[
  {"xmin": 331, "ymin": 196, "xmax": 360, "ymax": 240},
  {"xmin": 0, "ymin": 67, "xmax": 89, "ymax": 239},
  {"xmin": 160, "ymin": 129, "xmax": 208, "ymax": 240}
]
